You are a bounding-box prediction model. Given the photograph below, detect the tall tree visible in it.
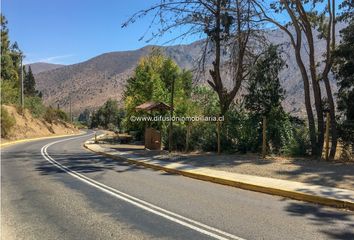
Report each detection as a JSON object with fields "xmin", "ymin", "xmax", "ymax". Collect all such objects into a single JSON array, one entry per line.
[
  {"xmin": 124, "ymin": 0, "xmax": 262, "ymax": 153},
  {"xmin": 245, "ymin": 44, "xmax": 290, "ymax": 152},
  {"xmin": 1, "ymin": 15, "xmax": 22, "ymax": 104},
  {"xmin": 123, "ymin": 0, "xmax": 261, "ymax": 116},
  {"xmin": 123, "ymin": 51, "xmax": 193, "ymax": 136},
  {"xmin": 254, "ymin": 0, "xmax": 338, "ymax": 158},
  {"xmin": 1, "ymin": 15, "xmax": 19, "ymax": 82},
  {"xmin": 245, "ymin": 44, "xmax": 285, "ymax": 117},
  {"xmin": 24, "ymin": 66, "xmax": 37, "ymax": 96},
  {"xmin": 333, "ymin": 19, "xmax": 354, "ymax": 146}
]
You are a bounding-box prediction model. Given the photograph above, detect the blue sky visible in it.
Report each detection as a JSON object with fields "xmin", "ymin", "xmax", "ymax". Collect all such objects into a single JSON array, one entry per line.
[
  {"xmin": 3, "ymin": 1, "xmax": 340, "ymax": 65},
  {"xmin": 3, "ymin": 0, "xmax": 191, "ymax": 65}
]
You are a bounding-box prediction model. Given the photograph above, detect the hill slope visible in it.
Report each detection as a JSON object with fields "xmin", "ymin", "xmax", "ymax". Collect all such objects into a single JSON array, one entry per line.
[
  {"xmin": 1, "ymin": 105, "xmax": 79, "ymax": 140},
  {"xmin": 27, "ymin": 62, "xmax": 65, "ymax": 74}
]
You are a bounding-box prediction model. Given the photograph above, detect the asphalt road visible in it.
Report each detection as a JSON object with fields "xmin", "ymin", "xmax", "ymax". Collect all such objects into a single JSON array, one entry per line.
[{"xmin": 2, "ymin": 131, "xmax": 354, "ymax": 240}]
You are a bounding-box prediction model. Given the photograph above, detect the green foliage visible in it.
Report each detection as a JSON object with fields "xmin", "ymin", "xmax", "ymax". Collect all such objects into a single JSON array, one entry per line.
[
  {"xmin": 90, "ymin": 99, "xmax": 124, "ymax": 130},
  {"xmin": 24, "ymin": 96, "xmax": 46, "ymax": 118},
  {"xmin": 333, "ymin": 19, "xmax": 354, "ymax": 145},
  {"xmin": 283, "ymin": 121, "xmax": 310, "ymax": 157},
  {"xmin": 44, "ymin": 107, "xmax": 69, "ymax": 123},
  {"xmin": 24, "ymin": 66, "xmax": 39, "ymax": 97},
  {"xmin": 1, "ymin": 106, "xmax": 16, "ymax": 138},
  {"xmin": 1, "ymin": 80, "xmax": 19, "ymax": 104},
  {"xmin": 222, "ymin": 107, "xmax": 260, "ymax": 153},
  {"xmin": 78, "ymin": 108, "xmax": 91, "ymax": 126},
  {"xmin": 1, "ymin": 15, "xmax": 21, "ymax": 107},
  {"xmin": 123, "ymin": 50, "xmax": 193, "ymax": 140},
  {"xmin": 243, "ymin": 44, "xmax": 292, "ymax": 153},
  {"xmin": 245, "ymin": 44, "xmax": 285, "ymax": 117},
  {"xmin": 182, "ymin": 86, "xmax": 220, "ymax": 152}
]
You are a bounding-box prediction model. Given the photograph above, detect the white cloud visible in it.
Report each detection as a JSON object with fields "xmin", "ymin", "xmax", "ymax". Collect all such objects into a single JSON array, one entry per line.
[{"xmin": 24, "ymin": 54, "xmax": 74, "ymax": 64}]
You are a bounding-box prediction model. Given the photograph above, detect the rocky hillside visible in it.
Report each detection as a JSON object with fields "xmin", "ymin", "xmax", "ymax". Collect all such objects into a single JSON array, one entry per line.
[
  {"xmin": 34, "ymin": 25, "xmax": 344, "ymax": 116},
  {"xmin": 1, "ymin": 105, "xmax": 79, "ymax": 141},
  {"xmin": 27, "ymin": 62, "xmax": 65, "ymax": 74}
]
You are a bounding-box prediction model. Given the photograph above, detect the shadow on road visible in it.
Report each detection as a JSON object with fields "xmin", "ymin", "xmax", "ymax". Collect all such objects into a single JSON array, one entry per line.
[{"xmin": 285, "ymin": 202, "xmax": 354, "ymax": 240}]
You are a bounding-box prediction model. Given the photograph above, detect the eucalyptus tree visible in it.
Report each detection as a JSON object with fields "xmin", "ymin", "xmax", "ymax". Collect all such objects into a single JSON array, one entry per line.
[{"xmin": 253, "ymin": 0, "xmax": 338, "ymax": 158}]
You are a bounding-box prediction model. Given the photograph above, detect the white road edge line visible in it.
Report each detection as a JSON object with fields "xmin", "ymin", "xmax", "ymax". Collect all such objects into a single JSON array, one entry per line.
[{"xmin": 40, "ymin": 133, "xmax": 246, "ymax": 240}]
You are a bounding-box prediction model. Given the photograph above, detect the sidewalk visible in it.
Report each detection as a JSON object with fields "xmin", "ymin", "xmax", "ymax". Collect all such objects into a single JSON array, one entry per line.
[{"xmin": 84, "ymin": 138, "xmax": 354, "ymax": 211}]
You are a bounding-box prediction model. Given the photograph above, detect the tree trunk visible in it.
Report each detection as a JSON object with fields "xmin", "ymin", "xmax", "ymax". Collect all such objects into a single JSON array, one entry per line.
[
  {"xmin": 323, "ymin": 75, "xmax": 337, "ymax": 159},
  {"xmin": 293, "ymin": 49, "xmax": 318, "ymax": 156}
]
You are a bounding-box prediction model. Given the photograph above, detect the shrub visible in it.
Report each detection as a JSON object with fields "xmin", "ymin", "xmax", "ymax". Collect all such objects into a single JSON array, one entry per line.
[
  {"xmin": 44, "ymin": 107, "xmax": 69, "ymax": 123},
  {"xmin": 283, "ymin": 125, "xmax": 310, "ymax": 157},
  {"xmin": 24, "ymin": 96, "xmax": 46, "ymax": 118},
  {"xmin": 56, "ymin": 109, "xmax": 69, "ymax": 122},
  {"xmin": 44, "ymin": 107, "xmax": 56, "ymax": 123},
  {"xmin": 1, "ymin": 106, "xmax": 16, "ymax": 138},
  {"xmin": 1, "ymin": 81, "xmax": 19, "ymax": 105},
  {"xmin": 189, "ymin": 122, "xmax": 218, "ymax": 152}
]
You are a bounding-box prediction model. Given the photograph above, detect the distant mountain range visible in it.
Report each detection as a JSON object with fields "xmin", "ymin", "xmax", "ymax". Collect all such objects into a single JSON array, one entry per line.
[
  {"xmin": 31, "ymin": 24, "xmax": 344, "ymax": 116},
  {"xmin": 27, "ymin": 62, "xmax": 65, "ymax": 74}
]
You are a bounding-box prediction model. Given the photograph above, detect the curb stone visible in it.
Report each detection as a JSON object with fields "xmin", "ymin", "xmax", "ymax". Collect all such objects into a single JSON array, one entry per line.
[{"xmin": 83, "ymin": 136, "xmax": 354, "ymax": 211}]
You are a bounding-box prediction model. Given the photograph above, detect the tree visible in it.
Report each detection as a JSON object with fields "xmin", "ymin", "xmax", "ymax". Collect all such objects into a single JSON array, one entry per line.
[
  {"xmin": 123, "ymin": 51, "xmax": 193, "ymax": 147},
  {"xmin": 78, "ymin": 108, "xmax": 91, "ymax": 126},
  {"xmin": 123, "ymin": 51, "xmax": 193, "ymax": 134},
  {"xmin": 333, "ymin": 19, "xmax": 354, "ymax": 146},
  {"xmin": 1, "ymin": 15, "xmax": 23, "ymax": 105},
  {"xmin": 254, "ymin": 0, "xmax": 338, "ymax": 158},
  {"xmin": 244, "ymin": 44, "xmax": 290, "ymax": 152},
  {"xmin": 90, "ymin": 99, "xmax": 121, "ymax": 130},
  {"xmin": 124, "ymin": 0, "xmax": 263, "ymax": 152},
  {"xmin": 24, "ymin": 66, "xmax": 38, "ymax": 96},
  {"xmin": 124, "ymin": 0, "xmax": 262, "ymax": 115},
  {"xmin": 245, "ymin": 45, "xmax": 285, "ymax": 117}
]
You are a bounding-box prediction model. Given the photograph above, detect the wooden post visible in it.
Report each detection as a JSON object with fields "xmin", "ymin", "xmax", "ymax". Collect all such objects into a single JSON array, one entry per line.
[
  {"xmin": 262, "ymin": 116, "xmax": 267, "ymax": 159},
  {"xmin": 169, "ymin": 77, "xmax": 175, "ymax": 153},
  {"xmin": 325, "ymin": 111, "xmax": 330, "ymax": 161},
  {"xmin": 94, "ymin": 133, "xmax": 97, "ymax": 144},
  {"xmin": 217, "ymin": 120, "xmax": 221, "ymax": 154},
  {"xmin": 185, "ymin": 123, "xmax": 190, "ymax": 152}
]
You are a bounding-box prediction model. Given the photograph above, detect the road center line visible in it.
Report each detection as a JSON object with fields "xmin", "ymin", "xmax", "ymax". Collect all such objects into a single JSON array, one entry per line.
[{"xmin": 40, "ymin": 133, "xmax": 246, "ymax": 240}]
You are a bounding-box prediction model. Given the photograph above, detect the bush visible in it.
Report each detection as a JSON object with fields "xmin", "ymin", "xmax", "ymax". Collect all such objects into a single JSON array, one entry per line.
[
  {"xmin": 1, "ymin": 81, "xmax": 19, "ymax": 105},
  {"xmin": 189, "ymin": 122, "xmax": 218, "ymax": 152},
  {"xmin": 283, "ymin": 125, "xmax": 310, "ymax": 157},
  {"xmin": 1, "ymin": 106, "xmax": 16, "ymax": 138},
  {"xmin": 56, "ymin": 109, "xmax": 69, "ymax": 122},
  {"xmin": 44, "ymin": 107, "xmax": 69, "ymax": 123},
  {"xmin": 24, "ymin": 96, "xmax": 46, "ymax": 118},
  {"xmin": 223, "ymin": 109, "xmax": 260, "ymax": 153},
  {"xmin": 163, "ymin": 124, "xmax": 187, "ymax": 151}
]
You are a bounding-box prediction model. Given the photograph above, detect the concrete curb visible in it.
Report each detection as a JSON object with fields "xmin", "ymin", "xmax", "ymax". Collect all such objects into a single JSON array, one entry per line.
[
  {"xmin": 1, "ymin": 131, "xmax": 85, "ymax": 149},
  {"xmin": 83, "ymin": 139, "xmax": 354, "ymax": 211}
]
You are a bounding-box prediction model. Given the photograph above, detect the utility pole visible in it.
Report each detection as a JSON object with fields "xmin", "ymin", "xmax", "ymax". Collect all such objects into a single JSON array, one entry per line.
[
  {"xmin": 69, "ymin": 94, "xmax": 72, "ymax": 123},
  {"xmin": 20, "ymin": 54, "xmax": 24, "ymax": 110}
]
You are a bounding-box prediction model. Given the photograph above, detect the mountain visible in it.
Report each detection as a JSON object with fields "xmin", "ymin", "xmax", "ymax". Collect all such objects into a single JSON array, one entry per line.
[
  {"xmin": 34, "ymin": 25, "xmax": 344, "ymax": 116},
  {"xmin": 26, "ymin": 62, "xmax": 65, "ymax": 74}
]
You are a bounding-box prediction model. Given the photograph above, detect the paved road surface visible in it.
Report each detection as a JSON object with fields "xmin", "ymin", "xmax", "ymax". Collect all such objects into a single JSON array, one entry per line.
[{"xmin": 2, "ymin": 131, "xmax": 354, "ymax": 240}]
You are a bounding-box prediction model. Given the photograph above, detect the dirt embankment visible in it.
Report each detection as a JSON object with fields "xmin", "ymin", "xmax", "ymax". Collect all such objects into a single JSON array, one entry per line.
[{"xmin": 1, "ymin": 105, "xmax": 80, "ymax": 141}]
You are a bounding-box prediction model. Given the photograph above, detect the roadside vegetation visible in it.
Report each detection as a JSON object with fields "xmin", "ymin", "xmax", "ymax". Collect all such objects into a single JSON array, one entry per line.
[
  {"xmin": 1, "ymin": 15, "xmax": 73, "ymax": 139},
  {"xmin": 82, "ymin": 1, "xmax": 353, "ymax": 161}
]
